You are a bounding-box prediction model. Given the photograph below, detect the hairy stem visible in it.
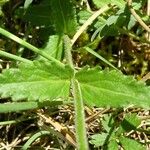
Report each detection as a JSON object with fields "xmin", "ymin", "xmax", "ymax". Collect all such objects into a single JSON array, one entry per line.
[
  {"xmin": 63, "ymin": 35, "xmax": 74, "ymax": 68},
  {"xmin": 72, "ymin": 79, "xmax": 89, "ymax": 150},
  {"xmin": 63, "ymin": 35, "xmax": 89, "ymax": 149}
]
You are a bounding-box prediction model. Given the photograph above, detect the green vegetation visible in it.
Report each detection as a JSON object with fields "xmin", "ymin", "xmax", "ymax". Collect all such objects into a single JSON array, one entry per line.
[{"xmin": 0, "ymin": 0, "xmax": 150, "ymax": 149}]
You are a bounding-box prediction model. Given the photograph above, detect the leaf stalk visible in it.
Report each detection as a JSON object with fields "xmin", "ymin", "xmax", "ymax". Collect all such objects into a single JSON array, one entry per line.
[
  {"xmin": 63, "ymin": 35, "xmax": 89, "ymax": 150},
  {"xmin": 0, "ymin": 27, "xmax": 65, "ymax": 68}
]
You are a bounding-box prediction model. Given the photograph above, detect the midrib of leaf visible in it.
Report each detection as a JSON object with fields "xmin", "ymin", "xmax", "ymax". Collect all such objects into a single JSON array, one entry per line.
[
  {"xmin": 58, "ymin": 0, "xmax": 67, "ymax": 32},
  {"xmin": 81, "ymin": 83, "xmax": 140, "ymax": 101},
  {"xmin": 27, "ymin": 14, "xmax": 50, "ymax": 18},
  {"xmin": 0, "ymin": 79, "xmax": 70, "ymax": 84}
]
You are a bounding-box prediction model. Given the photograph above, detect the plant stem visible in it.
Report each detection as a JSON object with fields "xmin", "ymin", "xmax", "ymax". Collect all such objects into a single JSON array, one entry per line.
[
  {"xmin": 22, "ymin": 131, "xmax": 51, "ymax": 150},
  {"xmin": 0, "ymin": 27, "xmax": 64, "ymax": 68},
  {"xmin": 72, "ymin": 79, "xmax": 89, "ymax": 150},
  {"xmin": 84, "ymin": 47, "xmax": 119, "ymax": 71},
  {"xmin": 0, "ymin": 49, "xmax": 32, "ymax": 63},
  {"xmin": 0, "ymin": 101, "xmax": 63, "ymax": 113},
  {"xmin": 117, "ymin": 27, "xmax": 150, "ymax": 44},
  {"xmin": 0, "ymin": 116, "xmax": 36, "ymax": 126},
  {"xmin": 0, "ymin": 102, "xmax": 40, "ymax": 113},
  {"xmin": 63, "ymin": 35, "xmax": 89, "ymax": 150},
  {"xmin": 127, "ymin": 0, "xmax": 150, "ymax": 33},
  {"xmin": 63, "ymin": 35, "xmax": 74, "ymax": 68}
]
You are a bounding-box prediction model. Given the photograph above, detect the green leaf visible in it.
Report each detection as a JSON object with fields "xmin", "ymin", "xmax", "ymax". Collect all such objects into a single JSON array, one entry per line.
[
  {"xmin": 0, "ymin": 0, "xmax": 9, "ymax": 16},
  {"xmin": 77, "ymin": 10, "xmax": 106, "ymax": 33},
  {"xmin": 76, "ymin": 68, "xmax": 150, "ymax": 107},
  {"xmin": 92, "ymin": 0, "xmax": 125, "ymax": 8},
  {"xmin": 102, "ymin": 115, "xmax": 113, "ymax": 132},
  {"xmin": 0, "ymin": 61, "xmax": 73, "ymax": 101},
  {"xmin": 106, "ymin": 15, "xmax": 119, "ymax": 26},
  {"xmin": 77, "ymin": 10, "xmax": 92, "ymax": 25},
  {"xmin": 132, "ymin": 1, "xmax": 143, "ymax": 10},
  {"xmin": 112, "ymin": 0, "xmax": 125, "ymax": 8},
  {"xmin": 0, "ymin": 0, "xmax": 8, "ymax": 6},
  {"xmin": 120, "ymin": 137, "xmax": 146, "ymax": 150},
  {"xmin": 120, "ymin": 113, "xmax": 141, "ymax": 132},
  {"xmin": 100, "ymin": 24, "xmax": 119, "ymax": 37},
  {"xmin": 108, "ymin": 139, "xmax": 118, "ymax": 150},
  {"xmin": 23, "ymin": 0, "xmax": 77, "ymax": 36},
  {"xmin": 89, "ymin": 133, "xmax": 108, "ymax": 147},
  {"xmin": 92, "ymin": 0, "xmax": 110, "ymax": 8},
  {"xmin": 49, "ymin": 0, "xmax": 77, "ymax": 36},
  {"xmin": 39, "ymin": 35, "xmax": 63, "ymax": 60},
  {"xmin": 24, "ymin": 0, "xmax": 33, "ymax": 9},
  {"xmin": 23, "ymin": 0, "xmax": 52, "ymax": 26}
]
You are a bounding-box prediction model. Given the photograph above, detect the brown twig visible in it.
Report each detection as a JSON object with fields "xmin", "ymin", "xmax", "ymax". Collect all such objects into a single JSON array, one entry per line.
[
  {"xmin": 71, "ymin": 5, "xmax": 111, "ymax": 46},
  {"xmin": 85, "ymin": 108, "xmax": 111, "ymax": 123},
  {"xmin": 127, "ymin": 0, "xmax": 150, "ymax": 33},
  {"xmin": 141, "ymin": 72, "xmax": 150, "ymax": 82},
  {"xmin": 146, "ymin": 0, "xmax": 150, "ymax": 41},
  {"xmin": 36, "ymin": 111, "xmax": 76, "ymax": 147}
]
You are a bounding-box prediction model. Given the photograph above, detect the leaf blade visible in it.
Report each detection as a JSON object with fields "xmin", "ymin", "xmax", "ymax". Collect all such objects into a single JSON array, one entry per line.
[
  {"xmin": 23, "ymin": 0, "xmax": 77, "ymax": 36},
  {"xmin": 76, "ymin": 68, "xmax": 150, "ymax": 107},
  {"xmin": 120, "ymin": 137, "xmax": 146, "ymax": 150},
  {"xmin": 0, "ymin": 61, "xmax": 73, "ymax": 101}
]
